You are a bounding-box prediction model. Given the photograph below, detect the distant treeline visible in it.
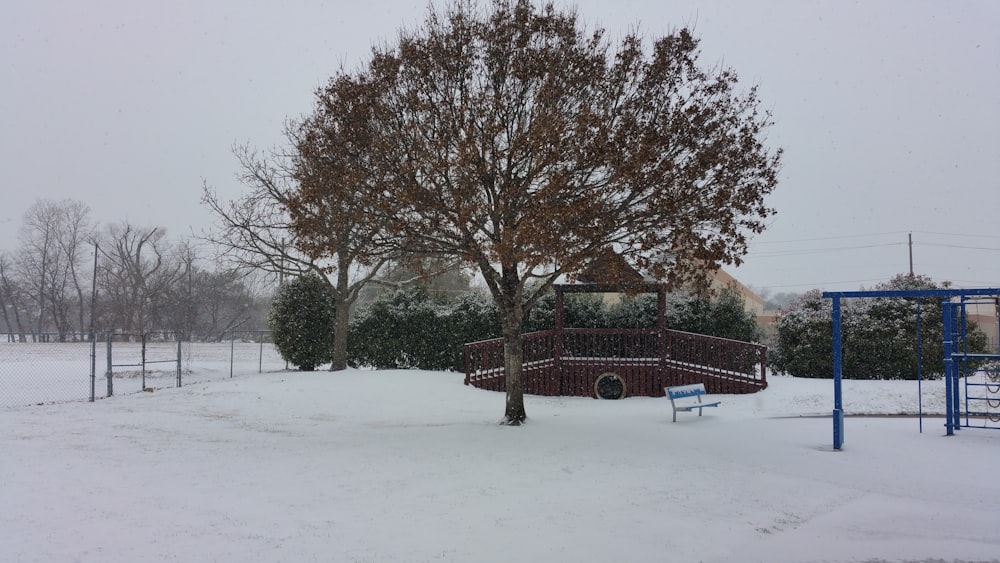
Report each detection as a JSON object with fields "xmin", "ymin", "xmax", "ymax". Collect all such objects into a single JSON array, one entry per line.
[{"xmin": 0, "ymin": 199, "xmax": 272, "ymax": 341}]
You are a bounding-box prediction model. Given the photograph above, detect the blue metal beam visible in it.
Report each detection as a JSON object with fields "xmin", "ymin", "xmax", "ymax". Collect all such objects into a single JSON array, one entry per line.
[
  {"xmin": 943, "ymin": 302, "xmax": 954, "ymax": 435},
  {"xmin": 832, "ymin": 296, "xmax": 844, "ymax": 450}
]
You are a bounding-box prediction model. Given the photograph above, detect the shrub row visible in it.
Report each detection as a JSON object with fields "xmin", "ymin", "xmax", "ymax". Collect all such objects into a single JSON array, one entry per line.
[
  {"xmin": 347, "ymin": 285, "xmax": 760, "ymax": 372},
  {"xmin": 770, "ymin": 275, "xmax": 991, "ymax": 379},
  {"xmin": 271, "ymin": 280, "xmax": 762, "ymax": 372},
  {"xmin": 348, "ymin": 287, "xmax": 500, "ymax": 372}
]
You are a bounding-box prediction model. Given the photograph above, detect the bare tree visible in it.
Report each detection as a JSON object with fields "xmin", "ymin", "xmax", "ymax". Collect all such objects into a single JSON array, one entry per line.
[
  {"xmin": 159, "ymin": 242, "xmax": 258, "ymax": 340},
  {"xmin": 0, "ymin": 251, "xmax": 28, "ymax": 340},
  {"xmin": 97, "ymin": 223, "xmax": 180, "ymax": 334},
  {"xmin": 16, "ymin": 199, "xmax": 61, "ymax": 336},
  {"xmin": 55, "ymin": 200, "xmax": 95, "ymax": 338},
  {"xmin": 13, "ymin": 199, "xmax": 94, "ymax": 340},
  {"xmin": 202, "ymin": 127, "xmax": 398, "ymax": 370},
  {"xmin": 332, "ymin": 0, "xmax": 781, "ymax": 423}
]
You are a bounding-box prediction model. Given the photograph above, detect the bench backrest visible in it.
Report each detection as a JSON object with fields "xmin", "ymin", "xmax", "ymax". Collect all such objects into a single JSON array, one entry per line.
[{"xmin": 666, "ymin": 383, "xmax": 707, "ymax": 400}]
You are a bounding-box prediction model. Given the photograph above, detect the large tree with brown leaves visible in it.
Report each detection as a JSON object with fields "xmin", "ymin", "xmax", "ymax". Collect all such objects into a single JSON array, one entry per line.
[
  {"xmin": 203, "ymin": 125, "xmax": 396, "ymax": 371},
  {"xmin": 304, "ymin": 0, "xmax": 781, "ymax": 423}
]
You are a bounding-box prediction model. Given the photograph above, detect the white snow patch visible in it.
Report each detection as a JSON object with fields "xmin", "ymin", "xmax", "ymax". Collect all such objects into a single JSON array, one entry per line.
[{"xmin": 2, "ymin": 369, "xmax": 998, "ymax": 562}]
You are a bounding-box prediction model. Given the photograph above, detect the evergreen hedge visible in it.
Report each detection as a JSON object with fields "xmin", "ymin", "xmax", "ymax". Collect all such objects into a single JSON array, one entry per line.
[
  {"xmin": 771, "ymin": 275, "xmax": 990, "ymax": 379},
  {"xmin": 348, "ymin": 287, "xmax": 500, "ymax": 371},
  {"xmin": 347, "ymin": 286, "xmax": 760, "ymax": 371}
]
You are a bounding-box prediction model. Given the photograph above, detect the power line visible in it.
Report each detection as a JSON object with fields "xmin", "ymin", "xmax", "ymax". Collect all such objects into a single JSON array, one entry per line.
[
  {"xmin": 747, "ymin": 242, "xmax": 905, "ymax": 258},
  {"xmin": 751, "ymin": 231, "xmax": 908, "ymax": 245},
  {"xmin": 750, "ymin": 231, "xmax": 1000, "ymax": 250},
  {"xmin": 751, "ymin": 278, "xmax": 890, "ymax": 290},
  {"xmin": 738, "ymin": 232, "xmax": 1000, "ymax": 291},
  {"xmin": 948, "ymin": 280, "xmax": 1000, "ymax": 287},
  {"xmin": 912, "ymin": 230, "xmax": 1000, "ymax": 240},
  {"xmin": 917, "ymin": 242, "xmax": 1000, "ymax": 252},
  {"xmin": 752, "ymin": 274, "xmax": 1000, "ymax": 292}
]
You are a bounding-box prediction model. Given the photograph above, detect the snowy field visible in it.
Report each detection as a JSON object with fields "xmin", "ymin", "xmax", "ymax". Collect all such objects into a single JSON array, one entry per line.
[
  {"xmin": 2, "ymin": 366, "xmax": 999, "ymax": 563},
  {"xmin": 0, "ymin": 340, "xmax": 284, "ymax": 407}
]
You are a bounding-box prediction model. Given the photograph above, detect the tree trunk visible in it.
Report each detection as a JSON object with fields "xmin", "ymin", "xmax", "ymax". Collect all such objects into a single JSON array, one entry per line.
[
  {"xmin": 0, "ymin": 291, "xmax": 12, "ymax": 337},
  {"xmin": 501, "ymin": 312, "xmax": 526, "ymax": 425},
  {"xmin": 330, "ymin": 296, "xmax": 350, "ymax": 371},
  {"xmin": 36, "ymin": 247, "xmax": 48, "ymax": 335},
  {"xmin": 329, "ymin": 259, "xmax": 352, "ymax": 372}
]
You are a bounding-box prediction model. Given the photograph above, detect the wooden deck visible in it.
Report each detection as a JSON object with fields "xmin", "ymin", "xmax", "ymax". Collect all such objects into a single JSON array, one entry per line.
[{"xmin": 464, "ymin": 328, "xmax": 767, "ymax": 398}]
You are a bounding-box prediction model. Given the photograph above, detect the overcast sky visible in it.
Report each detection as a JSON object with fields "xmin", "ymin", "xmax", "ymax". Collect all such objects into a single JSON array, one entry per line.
[{"xmin": 2, "ymin": 0, "xmax": 998, "ymax": 293}]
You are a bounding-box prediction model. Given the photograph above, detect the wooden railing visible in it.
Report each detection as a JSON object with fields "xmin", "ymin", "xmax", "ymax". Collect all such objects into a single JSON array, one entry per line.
[
  {"xmin": 464, "ymin": 328, "xmax": 766, "ymax": 397},
  {"xmin": 660, "ymin": 329, "xmax": 768, "ymax": 394},
  {"xmin": 464, "ymin": 330, "xmax": 558, "ymax": 392}
]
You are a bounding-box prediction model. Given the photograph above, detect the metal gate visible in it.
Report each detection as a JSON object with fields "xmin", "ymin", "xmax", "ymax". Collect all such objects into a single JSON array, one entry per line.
[{"xmin": 101, "ymin": 333, "xmax": 181, "ymax": 399}]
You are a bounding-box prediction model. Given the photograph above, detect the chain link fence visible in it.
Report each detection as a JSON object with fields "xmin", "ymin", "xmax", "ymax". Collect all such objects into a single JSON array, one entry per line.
[{"xmin": 1, "ymin": 331, "xmax": 284, "ymax": 408}]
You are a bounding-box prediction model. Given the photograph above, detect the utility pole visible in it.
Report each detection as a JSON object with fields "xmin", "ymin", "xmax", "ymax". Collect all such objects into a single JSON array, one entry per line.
[{"xmin": 908, "ymin": 232, "xmax": 914, "ymax": 277}]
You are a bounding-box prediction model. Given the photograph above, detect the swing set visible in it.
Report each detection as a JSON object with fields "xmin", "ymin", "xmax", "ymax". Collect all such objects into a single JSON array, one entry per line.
[{"xmin": 822, "ymin": 287, "xmax": 1000, "ymax": 450}]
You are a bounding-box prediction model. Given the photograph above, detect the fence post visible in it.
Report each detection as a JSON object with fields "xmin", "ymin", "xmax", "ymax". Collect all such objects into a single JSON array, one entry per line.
[
  {"xmin": 105, "ymin": 332, "xmax": 113, "ymax": 398},
  {"xmin": 176, "ymin": 338, "xmax": 183, "ymax": 387},
  {"xmin": 464, "ymin": 345, "xmax": 471, "ymax": 386},
  {"xmin": 760, "ymin": 346, "xmax": 767, "ymax": 388},
  {"xmin": 141, "ymin": 333, "xmax": 147, "ymax": 390},
  {"xmin": 90, "ymin": 332, "xmax": 96, "ymax": 402},
  {"xmin": 259, "ymin": 334, "xmax": 264, "ymax": 374},
  {"xmin": 230, "ymin": 334, "xmax": 235, "ymax": 378}
]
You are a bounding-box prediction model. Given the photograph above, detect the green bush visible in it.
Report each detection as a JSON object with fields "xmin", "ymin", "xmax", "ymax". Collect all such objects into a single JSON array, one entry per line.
[
  {"xmin": 268, "ymin": 274, "xmax": 336, "ymax": 371},
  {"xmin": 668, "ymin": 287, "xmax": 762, "ymax": 342},
  {"xmin": 346, "ymin": 285, "xmax": 762, "ymax": 372},
  {"xmin": 524, "ymin": 287, "xmax": 760, "ymax": 342},
  {"xmin": 770, "ymin": 290, "xmax": 833, "ymax": 378},
  {"xmin": 772, "ymin": 275, "xmax": 991, "ymax": 379},
  {"xmin": 348, "ymin": 287, "xmax": 500, "ymax": 371},
  {"xmin": 523, "ymin": 292, "xmax": 611, "ymax": 332}
]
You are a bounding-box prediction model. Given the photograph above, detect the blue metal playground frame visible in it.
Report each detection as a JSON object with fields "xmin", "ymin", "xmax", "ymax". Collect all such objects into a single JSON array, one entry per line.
[{"xmin": 822, "ymin": 288, "xmax": 1000, "ymax": 450}]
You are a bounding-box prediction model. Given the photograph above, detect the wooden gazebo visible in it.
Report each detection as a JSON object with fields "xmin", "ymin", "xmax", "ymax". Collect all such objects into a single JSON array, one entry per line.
[{"xmin": 464, "ymin": 282, "xmax": 767, "ymax": 398}]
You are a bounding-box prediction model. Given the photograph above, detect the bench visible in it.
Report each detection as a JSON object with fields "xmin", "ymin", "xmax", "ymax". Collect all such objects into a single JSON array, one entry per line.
[{"xmin": 666, "ymin": 383, "xmax": 721, "ymax": 422}]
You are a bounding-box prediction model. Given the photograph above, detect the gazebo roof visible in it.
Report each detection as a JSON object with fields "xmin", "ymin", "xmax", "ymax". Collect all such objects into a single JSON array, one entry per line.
[
  {"xmin": 557, "ymin": 248, "xmax": 664, "ymax": 294},
  {"xmin": 553, "ymin": 281, "xmax": 665, "ymax": 294}
]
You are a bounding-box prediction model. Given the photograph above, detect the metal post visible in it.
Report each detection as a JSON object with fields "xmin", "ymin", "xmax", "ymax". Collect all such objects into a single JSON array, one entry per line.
[
  {"xmin": 141, "ymin": 333, "xmax": 147, "ymax": 390},
  {"xmin": 90, "ymin": 332, "xmax": 96, "ymax": 402},
  {"xmin": 960, "ymin": 299, "xmax": 968, "ymax": 429},
  {"xmin": 176, "ymin": 338, "xmax": 182, "ymax": 388},
  {"xmin": 230, "ymin": 335, "xmax": 235, "ymax": 378},
  {"xmin": 916, "ymin": 300, "xmax": 922, "ymax": 433},
  {"xmin": 832, "ymin": 297, "xmax": 844, "ymax": 450},
  {"xmin": 106, "ymin": 332, "xmax": 113, "ymax": 398},
  {"xmin": 951, "ymin": 304, "xmax": 969, "ymax": 430},
  {"xmin": 943, "ymin": 301, "xmax": 954, "ymax": 436},
  {"xmin": 259, "ymin": 336, "xmax": 263, "ymax": 374},
  {"xmin": 89, "ymin": 242, "xmax": 98, "ymax": 402}
]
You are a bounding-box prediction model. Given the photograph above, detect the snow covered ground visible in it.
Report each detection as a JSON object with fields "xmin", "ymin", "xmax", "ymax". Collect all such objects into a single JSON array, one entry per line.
[
  {"xmin": 0, "ymin": 340, "xmax": 283, "ymax": 407},
  {"xmin": 2, "ymin": 368, "xmax": 999, "ymax": 563}
]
